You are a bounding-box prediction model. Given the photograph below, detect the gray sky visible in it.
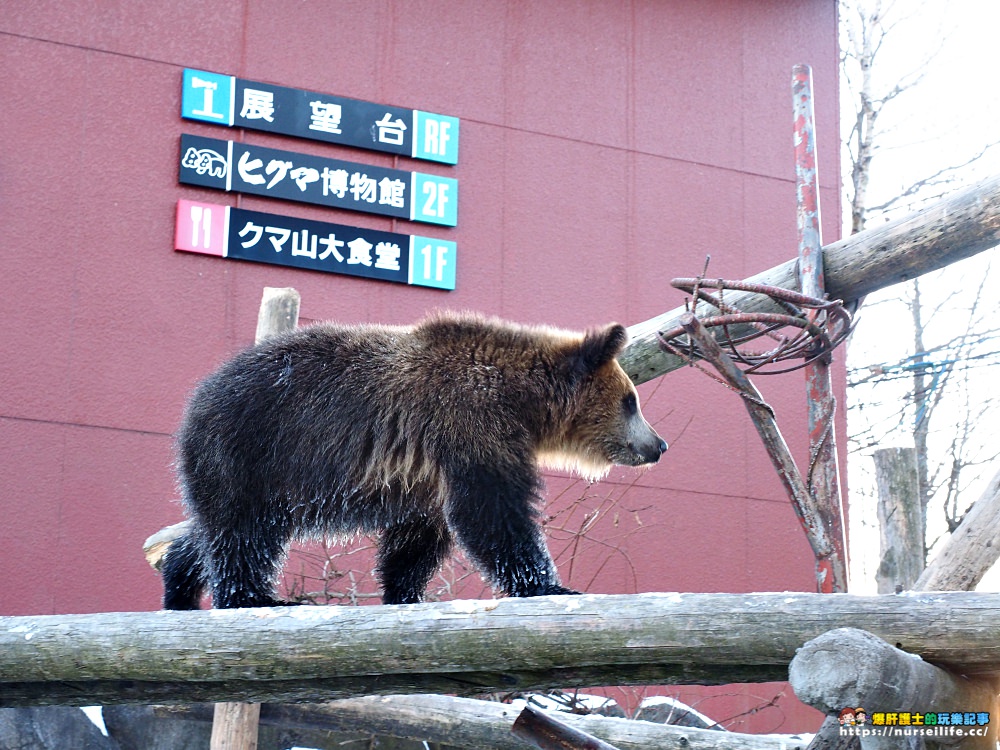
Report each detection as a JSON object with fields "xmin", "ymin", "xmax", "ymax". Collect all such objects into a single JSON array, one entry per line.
[{"xmin": 842, "ymin": 0, "xmax": 1000, "ymax": 592}]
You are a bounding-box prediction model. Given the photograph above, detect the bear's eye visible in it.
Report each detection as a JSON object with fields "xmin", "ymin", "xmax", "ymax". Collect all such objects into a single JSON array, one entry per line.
[{"xmin": 622, "ymin": 393, "xmax": 638, "ymax": 417}]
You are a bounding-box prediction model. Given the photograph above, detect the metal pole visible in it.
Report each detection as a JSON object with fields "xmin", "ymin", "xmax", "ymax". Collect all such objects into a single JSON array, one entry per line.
[
  {"xmin": 511, "ymin": 705, "xmax": 623, "ymax": 750},
  {"xmin": 792, "ymin": 64, "xmax": 849, "ymax": 593}
]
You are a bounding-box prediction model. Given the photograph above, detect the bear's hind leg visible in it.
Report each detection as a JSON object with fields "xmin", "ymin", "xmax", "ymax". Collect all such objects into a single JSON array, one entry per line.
[
  {"xmin": 206, "ymin": 527, "xmax": 292, "ymax": 609},
  {"xmin": 445, "ymin": 464, "xmax": 579, "ymax": 598},
  {"xmin": 377, "ymin": 515, "xmax": 453, "ymax": 604},
  {"xmin": 161, "ymin": 530, "xmax": 207, "ymax": 610}
]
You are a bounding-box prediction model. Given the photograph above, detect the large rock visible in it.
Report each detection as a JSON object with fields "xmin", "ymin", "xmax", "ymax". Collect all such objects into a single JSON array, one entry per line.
[{"xmin": 0, "ymin": 706, "xmax": 119, "ymax": 750}]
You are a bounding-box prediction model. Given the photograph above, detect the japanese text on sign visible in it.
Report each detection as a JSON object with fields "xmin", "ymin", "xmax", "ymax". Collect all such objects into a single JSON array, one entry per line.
[
  {"xmin": 181, "ymin": 68, "xmax": 459, "ymax": 164},
  {"xmin": 174, "ymin": 199, "xmax": 456, "ymax": 290},
  {"xmin": 179, "ymin": 135, "xmax": 457, "ymax": 226}
]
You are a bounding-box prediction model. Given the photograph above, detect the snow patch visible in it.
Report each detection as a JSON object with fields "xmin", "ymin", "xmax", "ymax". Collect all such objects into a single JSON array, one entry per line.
[
  {"xmin": 563, "ymin": 598, "xmax": 583, "ymax": 612},
  {"xmin": 448, "ymin": 599, "xmax": 484, "ymax": 614},
  {"xmin": 81, "ymin": 707, "xmax": 107, "ymax": 736},
  {"xmin": 284, "ymin": 606, "xmax": 345, "ymax": 621}
]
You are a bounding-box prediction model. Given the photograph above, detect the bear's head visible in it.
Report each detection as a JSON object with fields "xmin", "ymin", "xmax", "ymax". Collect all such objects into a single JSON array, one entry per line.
[{"xmin": 539, "ymin": 323, "xmax": 668, "ymax": 480}]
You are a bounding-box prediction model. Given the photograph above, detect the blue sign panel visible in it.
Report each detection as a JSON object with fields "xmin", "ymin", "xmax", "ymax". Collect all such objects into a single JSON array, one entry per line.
[
  {"xmin": 181, "ymin": 69, "xmax": 233, "ymax": 125},
  {"xmin": 176, "ymin": 199, "xmax": 456, "ymax": 290},
  {"xmin": 181, "ymin": 68, "xmax": 460, "ymax": 165},
  {"xmin": 412, "ymin": 111, "xmax": 460, "ymax": 164},
  {"xmin": 178, "ymin": 134, "xmax": 458, "ymax": 226}
]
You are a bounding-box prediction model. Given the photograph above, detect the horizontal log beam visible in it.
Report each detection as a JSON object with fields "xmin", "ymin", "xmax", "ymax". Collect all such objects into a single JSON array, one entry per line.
[
  {"xmin": 161, "ymin": 696, "xmax": 806, "ymax": 750},
  {"xmin": 4, "ymin": 592, "xmax": 1000, "ymax": 706},
  {"xmin": 621, "ymin": 174, "xmax": 1000, "ymax": 384}
]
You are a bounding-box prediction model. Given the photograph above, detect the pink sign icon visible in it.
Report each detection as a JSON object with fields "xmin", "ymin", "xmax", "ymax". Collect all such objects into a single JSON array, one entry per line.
[{"xmin": 175, "ymin": 199, "xmax": 229, "ymax": 257}]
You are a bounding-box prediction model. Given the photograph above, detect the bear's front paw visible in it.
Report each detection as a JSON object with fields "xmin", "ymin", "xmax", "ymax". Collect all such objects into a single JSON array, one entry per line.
[
  {"xmin": 543, "ymin": 584, "xmax": 581, "ymax": 596},
  {"xmin": 515, "ymin": 583, "xmax": 581, "ymax": 597}
]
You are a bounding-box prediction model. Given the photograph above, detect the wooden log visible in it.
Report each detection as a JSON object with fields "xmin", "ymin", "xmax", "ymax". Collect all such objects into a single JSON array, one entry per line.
[
  {"xmin": 678, "ymin": 312, "xmax": 846, "ymax": 592},
  {"xmin": 790, "ymin": 628, "xmax": 997, "ymax": 750},
  {"xmin": 806, "ymin": 461, "xmax": 1000, "ymax": 749},
  {"xmin": 806, "ymin": 716, "xmax": 859, "ymax": 750},
  {"xmin": 915, "ymin": 466, "xmax": 1000, "ymax": 591},
  {"xmin": 160, "ymin": 696, "xmax": 809, "ymax": 750},
  {"xmin": 620, "ymin": 174, "xmax": 1000, "ymax": 385},
  {"xmin": 5, "ymin": 592, "xmax": 1000, "ymax": 706},
  {"xmin": 142, "ymin": 520, "xmax": 192, "ymax": 571},
  {"xmin": 873, "ymin": 447, "xmax": 924, "ymax": 594}
]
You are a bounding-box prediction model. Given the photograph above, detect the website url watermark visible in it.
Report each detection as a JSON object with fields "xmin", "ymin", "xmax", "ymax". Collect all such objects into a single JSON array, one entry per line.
[{"xmin": 840, "ymin": 725, "xmax": 989, "ymax": 739}]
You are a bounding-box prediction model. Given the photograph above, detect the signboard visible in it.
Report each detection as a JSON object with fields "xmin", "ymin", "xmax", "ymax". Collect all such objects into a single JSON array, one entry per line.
[
  {"xmin": 174, "ymin": 200, "xmax": 456, "ymax": 290},
  {"xmin": 179, "ymin": 134, "xmax": 457, "ymax": 226},
  {"xmin": 174, "ymin": 200, "xmax": 457, "ymax": 290},
  {"xmin": 182, "ymin": 68, "xmax": 459, "ymax": 164}
]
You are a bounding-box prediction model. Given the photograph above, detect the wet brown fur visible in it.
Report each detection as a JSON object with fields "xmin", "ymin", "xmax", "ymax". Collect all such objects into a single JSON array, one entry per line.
[{"xmin": 162, "ymin": 311, "xmax": 666, "ymax": 609}]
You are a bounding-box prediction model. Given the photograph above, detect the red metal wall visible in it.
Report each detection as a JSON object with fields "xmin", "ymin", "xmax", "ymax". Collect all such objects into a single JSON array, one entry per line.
[{"xmin": 0, "ymin": 0, "xmax": 841, "ymax": 732}]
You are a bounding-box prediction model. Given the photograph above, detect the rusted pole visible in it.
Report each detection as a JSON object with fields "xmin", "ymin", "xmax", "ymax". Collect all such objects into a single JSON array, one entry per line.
[
  {"xmin": 511, "ymin": 705, "xmax": 623, "ymax": 750},
  {"xmin": 677, "ymin": 313, "xmax": 838, "ymax": 586},
  {"xmin": 792, "ymin": 64, "xmax": 849, "ymax": 593}
]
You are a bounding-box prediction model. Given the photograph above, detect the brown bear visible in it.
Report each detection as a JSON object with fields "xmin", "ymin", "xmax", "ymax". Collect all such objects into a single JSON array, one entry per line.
[{"xmin": 161, "ymin": 311, "xmax": 666, "ymax": 609}]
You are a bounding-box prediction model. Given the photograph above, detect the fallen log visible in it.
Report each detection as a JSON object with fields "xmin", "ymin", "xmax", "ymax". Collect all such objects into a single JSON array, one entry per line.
[
  {"xmin": 790, "ymin": 628, "xmax": 997, "ymax": 749},
  {"xmin": 4, "ymin": 592, "xmax": 1000, "ymax": 706},
  {"xmin": 915, "ymin": 466, "xmax": 1000, "ymax": 592},
  {"xmin": 621, "ymin": 175, "xmax": 1000, "ymax": 384},
  {"xmin": 159, "ymin": 696, "xmax": 810, "ymax": 750},
  {"xmin": 802, "ymin": 465, "xmax": 1000, "ymax": 749}
]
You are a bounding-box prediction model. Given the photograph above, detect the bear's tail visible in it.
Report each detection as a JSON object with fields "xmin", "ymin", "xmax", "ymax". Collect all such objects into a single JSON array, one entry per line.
[{"xmin": 161, "ymin": 530, "xmax": 206, "ymax": 610}]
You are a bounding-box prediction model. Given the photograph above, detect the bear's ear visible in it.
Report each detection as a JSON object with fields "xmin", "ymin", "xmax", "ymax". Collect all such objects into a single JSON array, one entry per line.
[{"xmin": 574, "ymin": 323, "xmax": 629, "ymax": 374}]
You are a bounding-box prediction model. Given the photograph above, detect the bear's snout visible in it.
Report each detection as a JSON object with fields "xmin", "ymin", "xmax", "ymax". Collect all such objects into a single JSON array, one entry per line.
[{"xmin": 629, "ymin": 435, "xmax": 668, "ymax": 465}]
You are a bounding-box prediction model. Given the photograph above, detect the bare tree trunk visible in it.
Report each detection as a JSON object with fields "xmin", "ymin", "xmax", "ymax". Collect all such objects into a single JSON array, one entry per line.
[
  {"xmin": 909, "ymin": 279, "xmax": 932, "ymax": 555},
  {"xmin": 848, "ymin": 20, "xmax": 876, "ymax": 235},
  {"xmin": 873, "ymin": 447, "xmax": 924, "ymax": 593}
]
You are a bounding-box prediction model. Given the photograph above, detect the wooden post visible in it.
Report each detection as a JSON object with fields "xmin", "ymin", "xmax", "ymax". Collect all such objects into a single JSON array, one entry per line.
[
  {"xmin": 873, "ymin": 447, "xmax": 924, "ymax": 593},
  {"xmin": 142, "ymin": 520, "xmax": 191, "ymax": 570},
  {"xmin": 211, "ymin": 287, "xmax": 301, "ymax": 750},
  {"xmin": 210, "ymin": 702, "xmax": 261, "ymax": 750},
  {"xmin": 799, "ymin": 464, "xmax": 1000, "ymax": 748},
  {"xmin": 254, "ymin": 287, "xmax": 301, "ymax": 345}
]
